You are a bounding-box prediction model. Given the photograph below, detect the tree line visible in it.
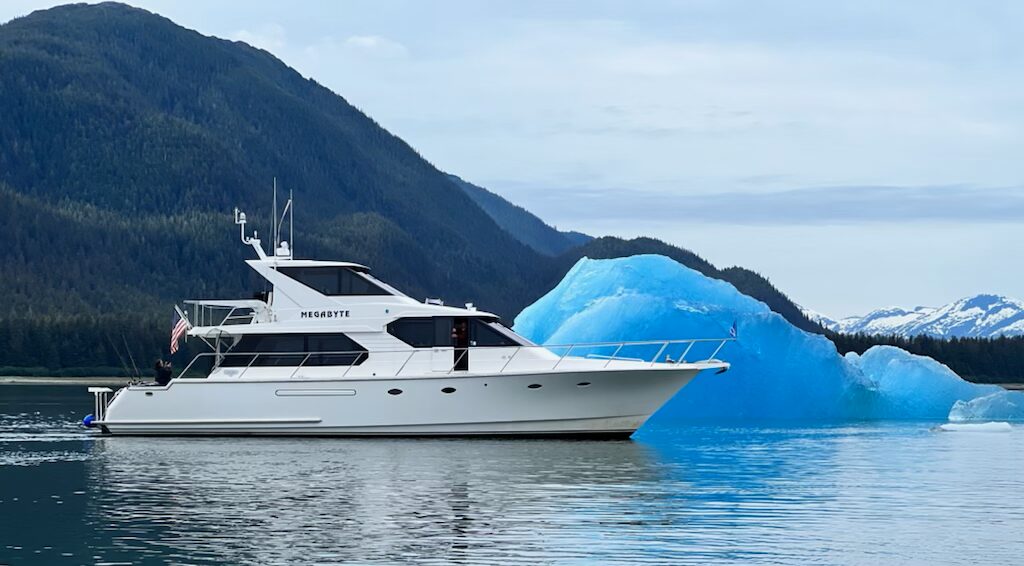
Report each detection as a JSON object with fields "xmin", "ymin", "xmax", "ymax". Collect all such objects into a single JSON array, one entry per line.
[{"xmin": 829, "ymin": 331, "xmax": 1024, "ymax": 384}]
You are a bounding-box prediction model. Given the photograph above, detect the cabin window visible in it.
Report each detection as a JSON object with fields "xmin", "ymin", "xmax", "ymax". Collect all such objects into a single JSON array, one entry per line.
[
  {"xmin": 469, "ymin": 320, "xmax": 520, "ymax": 347},
  {"xmin": 221, "ymin": 333, "xmax": 368, "ymax": 367},
  {"xmin": 278, "ymin": 266, "xmax": 389, "ymax": 296},
  {"xmin": 387, "ymin": 317, "xmax": 455, "ymax": 347},
  {"xmin": 387, "ymin": 317, "xmax": 526, "ymax": 348},
  {"xmin": 306, "ymin": 334, "xmax": 367, "ymax": 366}
]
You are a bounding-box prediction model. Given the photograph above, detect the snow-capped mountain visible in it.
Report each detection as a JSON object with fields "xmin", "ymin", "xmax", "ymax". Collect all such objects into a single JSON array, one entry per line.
[
  {"xmin": 835, "ymin": 306, "xmax": 938, "ymax": 335},
  {"xmin": 802, "ymin": 294, "xmax": 1024, "ymax": 338},
  {"xmin": 800, "ymin": 306, "xmax": 838, "ymax": 329}
]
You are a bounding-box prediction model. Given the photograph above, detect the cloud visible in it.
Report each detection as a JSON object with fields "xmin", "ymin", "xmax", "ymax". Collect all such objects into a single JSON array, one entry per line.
[
  {"xmin": 493, "ymin": 183, "xmax": 1024, "ymax": 226},
  {"xmin": 342, "ymin": 35, "xmax": 408, "ymax": 58},
  {"xmin": 230, "ymin": 24, "xmax": 287, "ymax": 53}
]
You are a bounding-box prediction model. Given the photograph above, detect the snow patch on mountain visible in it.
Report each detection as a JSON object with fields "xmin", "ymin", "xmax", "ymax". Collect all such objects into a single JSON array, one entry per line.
[
  {"xmin": 798, "ymin": 305, "xmax": 837, "ymax": 328},
  {"xmin": 806, "ymin": 294, "xmax": 1024, "ymax": 338}
]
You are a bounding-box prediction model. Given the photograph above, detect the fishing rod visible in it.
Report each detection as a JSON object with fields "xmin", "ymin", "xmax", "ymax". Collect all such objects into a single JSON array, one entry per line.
[
  {"xmin": 121, "ymin": 334, "xmax": 141, "ymax": 379},
  {"xmin": 104, "ymin": 334, "xmax": 133, "ymax": 382}
]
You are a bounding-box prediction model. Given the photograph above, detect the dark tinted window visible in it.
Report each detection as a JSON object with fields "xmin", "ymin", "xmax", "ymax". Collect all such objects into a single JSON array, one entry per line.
[
  {"xmin": 279, "ymin": 266, "xmax": 389, "ymax": 296},
  {"xmin": 470, "ymin": 320, "xmax": 520, "ymax": 347},
  {"xmin": 222, "ymin": 333, "xmax": 367, "ymax": 367},
  {"xmin": 387, "ymin": 317, "xmax": 522, "ymax": 347},
  {"xmin": 388, "ymin": 317, "xmax": 455, "ymax": 347},
  {"xmin": 387, "ymin": 318, "xmax": 436, "ymax": 347},
  {"xmin": 307, "ymin": 334, "xmax": 367, "ymax": 366}
]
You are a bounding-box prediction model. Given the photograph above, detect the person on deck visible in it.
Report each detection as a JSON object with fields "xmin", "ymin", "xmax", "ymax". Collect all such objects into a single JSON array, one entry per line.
[
  {"xmin": 154, "ymin": 359, "xmax": 172, "ymax": 386},
  {"xmin": 453, "ymin": 320, "xmax": 469, "ymax": 371}
]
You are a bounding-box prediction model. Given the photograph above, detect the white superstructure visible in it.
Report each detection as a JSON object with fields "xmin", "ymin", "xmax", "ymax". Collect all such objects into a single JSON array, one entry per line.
[{"xmin": 86, "ymin": 198, "xmax": 731, "ymax": 438}]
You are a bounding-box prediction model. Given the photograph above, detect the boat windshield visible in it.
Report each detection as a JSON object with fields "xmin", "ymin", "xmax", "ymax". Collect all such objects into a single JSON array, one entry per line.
[{"xmin": 487, "ymin": 321, "xmax": 536, "ymax": 347}]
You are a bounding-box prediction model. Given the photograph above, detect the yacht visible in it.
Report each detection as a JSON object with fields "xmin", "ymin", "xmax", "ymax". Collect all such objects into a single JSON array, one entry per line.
[{"xmin": 86, "ymin": 198, "xmax": 731, "ymax": 438}]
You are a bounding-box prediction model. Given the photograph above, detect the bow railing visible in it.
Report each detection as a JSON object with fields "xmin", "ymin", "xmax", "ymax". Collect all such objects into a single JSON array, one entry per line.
[{"xmin": 175, "ymin": 338, "xmax": 734, "ymax": 380}]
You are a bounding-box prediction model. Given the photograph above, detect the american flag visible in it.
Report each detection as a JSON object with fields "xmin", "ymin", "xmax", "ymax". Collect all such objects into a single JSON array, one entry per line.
[{"xmin": 170, "ymin": 307, "xmax": 191, "ymax": 355}]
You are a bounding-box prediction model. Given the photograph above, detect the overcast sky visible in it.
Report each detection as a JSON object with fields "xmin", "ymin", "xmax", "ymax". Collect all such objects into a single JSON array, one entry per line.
[{"xmin": 4, "ymin": 1, "xmax": 1023, "ymax": 317}]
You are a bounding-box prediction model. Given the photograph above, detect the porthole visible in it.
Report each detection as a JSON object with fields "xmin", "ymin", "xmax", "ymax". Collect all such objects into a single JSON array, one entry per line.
[
  {"xmin": 442, "ymin": 387, "xmax": 456, "ymax": 394},
  {"xmin": 527, "ymin": 383, "xmax": 542, "ymax": 389},
  {"xmin": 145, "ymin": 391, "xmax": 153, "ymax": 396},
  {"xmin": 387, "ymin": 388, "xmax": 403, "ymax": 396},
  {"xmin": 576, "ymin": 382, "xmax": 591, "ymax": 387}
]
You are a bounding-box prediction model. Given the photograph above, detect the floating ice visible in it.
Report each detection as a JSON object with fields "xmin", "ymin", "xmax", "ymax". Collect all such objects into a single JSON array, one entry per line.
[
  {"xmin": 949, "ymin": 390, "xmax": 1024, "ymax": 422},
  {"xmin": 937, "ymin": 422, "xmax": 1013, "ymax": 432},
  {"xmin": 514, "ymin": 255, "xmax": 1024, "ymax": 422}
]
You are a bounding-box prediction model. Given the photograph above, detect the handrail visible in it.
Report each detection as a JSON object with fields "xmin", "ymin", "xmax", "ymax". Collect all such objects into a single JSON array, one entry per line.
[
  {"xmin": 650, "ymin": 342, "xmax": 670, "ymax": 366},
  {"xmin": 188, "ymin": 303, "xmax": 259, "ymax": 329},
  {"xmin": 679, "ymin": 341, "xmax": 695, "ymax": 363},
  {"xmin": 174, "ymin": 338, "xmax": 734, "ymax": 380},
  {"xmin": 343, "ymin": 352, "xmax": 366, "ymax": 378},
  {"xmin": 602, "ymin": 343, "xmax": 624, "ymax": 368},
  {"xmin": 395, "ymin": 350, "xmax": 417, "ymax": 376},
  {"xmin": 552, "ymin": 344, "xmax": 574, "ymax": 370},
  {"xmin": 288, "ymin": 353, "xmax": 312, "ymax": 378},
  {"xmin": 500, "ymin": 346, "xmax": 522, "ymax": 373},
  {"xmin": 447, "ymin": 348, "xmax": 470, "ymax": 375}
]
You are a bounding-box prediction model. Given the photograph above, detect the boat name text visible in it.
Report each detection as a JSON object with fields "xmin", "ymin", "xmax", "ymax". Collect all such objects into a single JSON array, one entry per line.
[{"xmin": 300, "ymin": 310, "xmax": 351, "ymax": 319}]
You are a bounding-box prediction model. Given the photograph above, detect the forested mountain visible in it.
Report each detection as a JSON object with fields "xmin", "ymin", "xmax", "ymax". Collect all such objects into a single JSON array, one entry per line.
[
  {"xmin": 450, "ymin": 175, "xmax": 592, "ymax": 256},
  {"xmin": 0, "ymin": 2, "xmax": 928, "ymax": 377},
  {"xmin": 0, "ymin": 1, "xmax": 541, "ymax": 317}
]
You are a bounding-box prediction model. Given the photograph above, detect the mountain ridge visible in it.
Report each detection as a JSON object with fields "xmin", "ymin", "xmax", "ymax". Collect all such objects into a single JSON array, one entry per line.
[
  {"xmin": 449, "ymin": 174, "xmax": 592, "ymax": 256},
  {"xmin": 807, "ymin": 294, "xmax": 1024, "ymax": 338}
]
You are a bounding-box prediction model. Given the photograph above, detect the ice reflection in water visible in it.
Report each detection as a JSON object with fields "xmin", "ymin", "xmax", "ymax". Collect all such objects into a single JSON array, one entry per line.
[{"xmin": 1, "ymin": 386, "xmax": 1023, "ymax": 565}]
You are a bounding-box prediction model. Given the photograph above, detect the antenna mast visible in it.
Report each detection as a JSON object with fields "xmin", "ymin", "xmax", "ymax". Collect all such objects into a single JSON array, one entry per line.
[
  {"xmin": 272, "ymin": 183, "xmax": 294, "ymax": 259},
  {"xmin": 272, "ymin": 177, "xmax": 278, "ymax": 253}
]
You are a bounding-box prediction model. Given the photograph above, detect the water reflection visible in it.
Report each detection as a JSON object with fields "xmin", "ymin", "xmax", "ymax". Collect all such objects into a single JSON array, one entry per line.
[
  {"xmin": 87, "ymin": 437, "xmax": 662, "ymax": 564},
  {"xmin": 2, "ymin": 386, "xmax": 1024, "ymax": 565}
]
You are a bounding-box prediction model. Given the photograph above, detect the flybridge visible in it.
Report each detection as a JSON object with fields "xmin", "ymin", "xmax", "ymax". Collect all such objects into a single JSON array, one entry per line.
[{"xmin": 181, "ymin": 186, "xmax": 505, "ymax": 337}]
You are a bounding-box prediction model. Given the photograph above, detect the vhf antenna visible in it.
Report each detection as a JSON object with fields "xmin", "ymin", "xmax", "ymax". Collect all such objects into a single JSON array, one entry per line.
[
  {"xmin": 271, "ymin": 178, "xmax": 294, "ymax": 260},
  {"xmin": 272, "ymin": 177, "xmax": 278, "ymax": 253}
]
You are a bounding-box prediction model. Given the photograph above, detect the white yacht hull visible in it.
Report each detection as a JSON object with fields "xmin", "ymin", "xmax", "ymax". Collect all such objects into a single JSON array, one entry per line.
[{"xmin": 96, "ymin": 366, "xmax": 705, "ymax": 438}]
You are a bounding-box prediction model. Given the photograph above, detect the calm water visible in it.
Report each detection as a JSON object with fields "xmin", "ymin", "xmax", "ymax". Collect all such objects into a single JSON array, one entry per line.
[{"xmin": 1, "ymin": 386, "xmax": 1022, "ymax": 565}]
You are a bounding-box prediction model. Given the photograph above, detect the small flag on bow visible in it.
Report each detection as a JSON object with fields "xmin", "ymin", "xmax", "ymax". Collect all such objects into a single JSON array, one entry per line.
[{"xmin": 729, "ymin": 320, "xmax": 738, "ymax": 339}]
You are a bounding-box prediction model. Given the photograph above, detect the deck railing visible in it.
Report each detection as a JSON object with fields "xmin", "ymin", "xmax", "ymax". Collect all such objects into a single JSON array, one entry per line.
[
  {"xmin": 185, "ymin": 303, "xmax": 256, "ymax": 328},
  {"xmin": 176, "ymin": 338, "xmax": 733, "ymax": 380}
]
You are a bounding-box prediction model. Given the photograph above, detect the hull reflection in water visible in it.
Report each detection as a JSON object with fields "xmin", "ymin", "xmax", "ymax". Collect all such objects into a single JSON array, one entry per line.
[{"xmin": 86, "ymin": 436, "xmax": 662, "ymax": 564}]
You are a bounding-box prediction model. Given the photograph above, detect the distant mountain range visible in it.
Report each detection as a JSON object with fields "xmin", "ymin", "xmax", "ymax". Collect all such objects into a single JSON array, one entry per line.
[{"xmin": 804, "ymin": 294, "xmax": 1024, "ymax": 338}]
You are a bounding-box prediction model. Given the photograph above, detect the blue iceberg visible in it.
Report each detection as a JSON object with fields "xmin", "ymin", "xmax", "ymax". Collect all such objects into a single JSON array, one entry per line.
[
  {"xmin": 949, "ymin": 391, "xmax": 1024, "ymax": 422},
  {"xmin": 844, "ymin": 346, "xmax": 1002, "ymax": 419},
  {"xmin": 514, "ymin": 255, "xmax": 1024, "ymax": 422}
]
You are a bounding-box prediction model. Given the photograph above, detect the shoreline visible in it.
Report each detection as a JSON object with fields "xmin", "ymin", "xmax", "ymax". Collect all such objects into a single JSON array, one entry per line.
[
  {"xmin": 0, "ymin": 376, "xmax": 130, "ymax": 386},
  {"xmin": 3, "ymin": 375, "xmax": 1024, "ymax": 390}
]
